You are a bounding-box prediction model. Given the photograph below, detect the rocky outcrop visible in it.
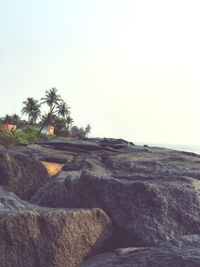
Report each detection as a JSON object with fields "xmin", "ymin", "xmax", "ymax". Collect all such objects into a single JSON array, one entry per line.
[
  {"xmin": 0, "ymin": 150, "xmax": 49, "ymax": 200},
  {"xmin": 38, "ymin": 138, "xmax": 133, "ymax": 153},
  {"xmin": 32, "ymin": 144, "xmax": 200, "ymax": 247},
  {"xmin": 0, "ymin": 188, "xmax": 113, "ymax": 267},
  {"xmin": 0, "ymin": 187, "xmax": 35, "ymax": 211},
  {"xmin": 10, "ymin": 144, "xmax": 74, "ymax": 164},
  {"xmin": 79, "ymin": 235, "xmax": 200, "ymax": 267},
  {"xmin": 2, "ymin": 138, "xmax": 200, "ymax": 266}
]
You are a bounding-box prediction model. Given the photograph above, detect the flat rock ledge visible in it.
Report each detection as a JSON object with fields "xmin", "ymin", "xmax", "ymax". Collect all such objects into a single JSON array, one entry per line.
[{"xmin": 79, "ymin": 235, "xmax": 200, "ymax": 267}]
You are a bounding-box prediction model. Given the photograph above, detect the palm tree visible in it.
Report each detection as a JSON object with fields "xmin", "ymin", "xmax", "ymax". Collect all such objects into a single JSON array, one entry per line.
[
  {"xmin": 56, "ymin": 101, "xmax": 71, "ymax": 119},
  {"xmin": 84, "ymin": 124, "xmax": 91, "ymax": 137},
  {"xmin": 39, "ymin": 88, "xmax": 62, "ymax": 134},
  {"xmin": 66, "ymin": 116, "xmax": 74, "ymax": 136},
  {"xmin": 21, "ymin": 98, "xmax": 41, "ymax": 124},
  {"xmin": 41, "ymin": 88, "xmax": 62, "ymax": 115}
]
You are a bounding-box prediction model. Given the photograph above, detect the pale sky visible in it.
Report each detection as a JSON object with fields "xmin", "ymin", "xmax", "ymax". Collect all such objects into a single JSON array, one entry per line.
[{"xmin": 0, "ymin": 0, "xmax": 200, "ymax": 145}]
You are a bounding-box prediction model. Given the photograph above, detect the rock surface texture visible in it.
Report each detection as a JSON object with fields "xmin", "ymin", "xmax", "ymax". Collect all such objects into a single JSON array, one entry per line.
[
  {"xmin": 79, "ymin": 235, "xmax": 200, "ymax": 267},
  {"xmin": 32, "ymin": 140, "xmax": 200, "ymax": 248},
  {"xmin": 1, "ymin": 138, "xmax": 200, "ymax": 266},
  {"xmin": 0, "ymin": 188, "xmax": 113, "ymax": 267},
  {"xmin": 0, "ymin": 150, "xmax": 49, "ymax": 200}
]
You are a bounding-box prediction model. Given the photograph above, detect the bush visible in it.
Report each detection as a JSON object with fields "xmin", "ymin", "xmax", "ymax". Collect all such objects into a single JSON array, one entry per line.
[
  {"xmin": 70, "ymin": 124, "xmax": 91, "ymax": 139},
  {"xmin": 0, "ymin": 129, "xmax": 19, "ymax": 148},
  {"xmin": 22, "ymin": 126, "xmax": 39, "ymax": 143},
  {"xmin": 0, "ymin": 127, "xmax": 40, "ymax": 148}
]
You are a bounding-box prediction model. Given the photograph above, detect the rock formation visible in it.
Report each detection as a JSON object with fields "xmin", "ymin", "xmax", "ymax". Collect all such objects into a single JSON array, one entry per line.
[
  {"xmin": 0, "ymin": 138, "xmax": 199, "ymax": 266},
  {"xmin": 0, "ymin": 150, "xmax": 49, "ymax": 200},
  {"xmin": 31, "ymin": 142, "xmax": 200, "ymax": 247},
  {"xmin": 79, "ymin": 235, "xmax": 200, "ymax": 267},
  {"xmin": 0, "ymin": 188, "xmax": 113, "ymax": 267}
]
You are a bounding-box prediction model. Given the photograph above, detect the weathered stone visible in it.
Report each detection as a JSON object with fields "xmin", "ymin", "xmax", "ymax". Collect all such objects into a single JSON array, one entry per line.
[
  {"xmin": 0, "ymin": 150, "xmax": 49, "ymax": 200},
  {"xmin": 10, "ymin": 144, "xmax": 74, "ymax": 163},
  {"xmin": 0, "ymin": 188, "xmax": 113, "ymax": 267},
  {"xmin": 0, "ymin": 145, "xmax": 6, "ymax": 150},
  {"xmin": 79, "ymin": 235, "xmax": 200, "ymax": 267},
  {"xmin": 32, "ymin": 147, "xmax": 200, "ymax": 247}
]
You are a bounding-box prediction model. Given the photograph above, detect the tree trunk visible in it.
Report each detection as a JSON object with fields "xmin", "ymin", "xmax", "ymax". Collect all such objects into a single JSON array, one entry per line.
[{"xmin": 38, "ymin": 105, "xmax": 56, "ymax": 135}]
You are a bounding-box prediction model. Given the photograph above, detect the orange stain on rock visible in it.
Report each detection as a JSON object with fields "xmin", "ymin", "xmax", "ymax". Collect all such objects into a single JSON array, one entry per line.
[{"xmin": 41, "ymin": 161, "xmax": 64, "ymax": 176}]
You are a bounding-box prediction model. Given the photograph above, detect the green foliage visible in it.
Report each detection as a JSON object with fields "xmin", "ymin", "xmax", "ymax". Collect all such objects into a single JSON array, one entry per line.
[
  {"xmin": 0, "ymin": 127, "xmax": 40, "ymax": 148},
  {"xmin": 21, "ymin": 97, "xmax": 41, "ymax": 124},
  {"xmin": 0, "ymin": 114, "xmax": 26, "ymax": 127},
  {"xmin": 0, "ymin": 88, "xmax": 92, "ymax": 142},
  {"xmin": 70, "ymin": 124, "xmax": 91, "ymax": 139},
  {"xmin": 0, "ymin": 129, "xmax": 19, "ymax": 148},
  {"xmin": 22, "ymin": 126, "xmax": 39, "ymax": 143}
]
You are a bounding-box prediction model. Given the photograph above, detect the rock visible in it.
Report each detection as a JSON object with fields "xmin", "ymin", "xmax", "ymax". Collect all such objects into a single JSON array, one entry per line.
[
  {"xmin": 10, "ymin": 144, "xmax": 74, "ymax": 163},
  {"xmin": 37, "ymin": 138, "xmax": 133, "ymax": 154},
  {"xmin": 41, "ymin": 161, "xmax": 65, "ymax": 176},
  {"xmin": 0, "ymin": 188, "xmax": 113, "ymax": 267},
  {"xmin": 0, "ymin": 145, "xmax": 6, "ymax": 150},
  {"xmin": 79, "ymin": 235, "xmax": 200, "ymax": 267},
  {"xmin": 32, "ymin": 147, "xmax": 200, "ymax": 247},
  {"xmin": 0, "ymin": 187, "xmax": 35, "ymax": 211},
  {"xmin": 0, "ymin": 150, "xmax": 49, "ymax": 200}
]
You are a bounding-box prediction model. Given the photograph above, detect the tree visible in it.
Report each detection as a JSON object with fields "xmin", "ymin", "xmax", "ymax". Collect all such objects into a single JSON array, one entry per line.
[
  {"xmin": 70, "ymin": 126, "xmax": 84, "ymax": 139},
  {"xmin": 52, "ymin": 117, "xmax": 67, "ymax": 135},
  {"xmin": 21, "ymin": 98, "xmax": 41, "ymax": 124},
  {"xmin": 11, "ymin": 114, "xmax": 22, "ymax": 125},
  {"xmin": 39, "ymin": 88, "xmax": 62, "ymax": 133},
  {"xmin": 0, "ymin": 114, "xmax": 13, "ymax": 124},
  {"xmin": 66, "ymin": 116, "xmax": 74, "ymax": 130},
  {"xmin": 41, "ymin": 88, "xmax": 62, "ymax": 115},
  {"xmin": 0, "ymin": 114, "xmax": 23, "ymax": 125},
  {"xmin": 56, "ymin": 101, "xmax": 71, "ymax": 120},
  {"xmin": 70, "ymin": 124, "xmax": 91, "ymax": 139},
  {"xmin": 84, "ymin": 124, "xmax": 91, "ymax": 137}
]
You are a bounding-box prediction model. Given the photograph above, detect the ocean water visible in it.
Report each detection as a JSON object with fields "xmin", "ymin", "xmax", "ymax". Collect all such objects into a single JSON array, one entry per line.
[{"xmin": 138, "ymin": 142, "xmax": 200, "ymax": 155}]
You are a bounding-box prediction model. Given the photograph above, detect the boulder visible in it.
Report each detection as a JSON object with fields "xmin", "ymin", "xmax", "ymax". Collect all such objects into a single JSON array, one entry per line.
[
  {"xmin": 0, "ymin": 187, "xmax": 35, "ymax": 211},
  {"xmin": 0, "ymin": 188, "xmax": 113, "ymax": 267},
  {"xmin": 0, "ymin": 150, "xmax": 49, "ymax": 200},
  {"xmin": 32, "ymin": 148, "xmax": 200, "ymax": 247},
  {"xmin": 79, "ymin": 235, "xmax": 200, "ymax": 267}
]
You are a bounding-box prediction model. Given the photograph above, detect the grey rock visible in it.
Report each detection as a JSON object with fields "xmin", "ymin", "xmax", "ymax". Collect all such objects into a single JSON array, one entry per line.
[
  {"xmin": 10, "ymin": 144, "xmax": 74, "ymax": 163},
  {"xmin": 0, "ymin": 150, "xmax": 49, "ymax": 200},
  {"xmin": 0, "ymin": 188, "xmax": 113, "ymax": 267},
  {"xmin": 0, "ymin": 145, "xmax": 6, "ymax": 150},
  {"xmin": 32, "ymin": 147, "xmax": 200, "ymax": 247},
  {"xmin": 79, "ymin": 235, "xmax": 200, "ymax": 267}
]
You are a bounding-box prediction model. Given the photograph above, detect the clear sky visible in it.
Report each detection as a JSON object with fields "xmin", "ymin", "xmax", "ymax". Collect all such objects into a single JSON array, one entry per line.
[{"xmin": 0, "ymin": 0, "xmax": 200, "ymax": 145}]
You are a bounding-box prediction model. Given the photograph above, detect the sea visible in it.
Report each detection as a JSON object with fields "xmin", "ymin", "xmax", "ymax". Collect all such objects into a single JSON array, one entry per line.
[{"xmin": 137, "ymin": 142, "xmax": 200, "ymax": 155}]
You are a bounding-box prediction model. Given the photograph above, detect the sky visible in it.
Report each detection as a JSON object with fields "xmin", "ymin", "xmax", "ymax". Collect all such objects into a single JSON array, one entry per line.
[{"xmin": 0, "ymin": 0, "xmax": 200, "ymax": 146}]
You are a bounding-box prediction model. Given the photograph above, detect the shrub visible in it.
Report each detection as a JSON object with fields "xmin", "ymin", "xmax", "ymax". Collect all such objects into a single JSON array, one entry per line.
[
  {"xmin": 22, "ymin": 126, "xmax": 39, "ymax": 143},
  {"xmin": 0, "ymin": 127, "xmax": 40, "ymax": 148},
  {"xmin": 0, "ymin": 129, "xmax": 18, "ymax": 148}
]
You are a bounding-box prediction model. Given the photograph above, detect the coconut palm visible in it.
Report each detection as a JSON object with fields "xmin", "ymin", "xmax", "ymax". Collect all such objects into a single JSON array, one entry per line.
[
  {"xmin": 84, "ymin": 124, "xmax": 91, "ymax": 137},
  {"xmin": 21, "ymin": 98, "xmax": 41, "ymax": 124},
  {"xmin": 39, "ymin": 88, "xmax": 63, "ymax": 134},
  {"xmin": 41, "ymin": 88, "xmax": 62, "ymax": 114},
  {"xmin": 56, "ymin": 101, "xmax": 71, "ymax": 119},
  {"xmin": 66, "ymin": 116, "xmax": 74, "ymax": 136}
]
